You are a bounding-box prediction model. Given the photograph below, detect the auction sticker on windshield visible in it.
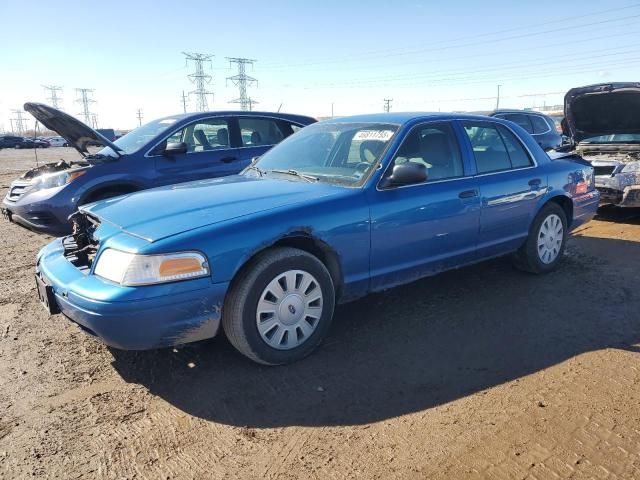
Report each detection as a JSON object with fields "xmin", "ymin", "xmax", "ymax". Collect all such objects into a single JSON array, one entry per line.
[{"xmin": 353, "ymin": 130, "xmax": 395, "ymax": 141}]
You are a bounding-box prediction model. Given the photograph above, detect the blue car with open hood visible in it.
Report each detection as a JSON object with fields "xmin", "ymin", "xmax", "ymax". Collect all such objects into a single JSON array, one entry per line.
[
  {"xmin": 35, "ymin": 113, "xmax": 599, "ymax": 365},
  {"xmin": 1, "ymin": 103, "xmax": 315, "ymax": 235}
]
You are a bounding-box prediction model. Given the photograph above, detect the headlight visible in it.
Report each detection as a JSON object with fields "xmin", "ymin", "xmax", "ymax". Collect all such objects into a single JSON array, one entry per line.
[
  {"xmin": 621, "ymin": 161, "xmax": 640, "ymax": 173},
  {"xmin": 28, "ymin": 169, "xmax": 87, "ymax": 192},
  {"xmin": 94, "ymin": 249, "xmax": 210, "ymax": 286}
]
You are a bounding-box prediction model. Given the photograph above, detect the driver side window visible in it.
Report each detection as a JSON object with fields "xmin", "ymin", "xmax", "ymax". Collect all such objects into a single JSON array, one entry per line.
[
  {"xmin": 170, "ymin": 118, "xmax": 231, "ymax": 153},
  {"xmin": 390, "ymin": 122, "xmax": 464, "ymax": 182}
]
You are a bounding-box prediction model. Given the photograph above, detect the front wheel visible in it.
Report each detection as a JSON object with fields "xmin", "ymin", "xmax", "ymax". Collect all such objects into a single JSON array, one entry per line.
[
  {"xmin": 513, "ymin": 203, "xmax": 568, "ymax": 274},
  {"xmin": 223, "ymin": 247, "xmax": 335, "ymax": 365}
]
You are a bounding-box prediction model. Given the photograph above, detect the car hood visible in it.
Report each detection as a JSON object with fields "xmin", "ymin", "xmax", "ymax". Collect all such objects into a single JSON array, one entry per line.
[
  {"xmin": 23, "ymin": 102, "xmax": 122, "ymax": 157},
  {"xmin": 564, "ymin": 83, "xmax": 640, "ymax": 143},
  {"xmin": 80, "ymin": 175, "xmax": 346, "ymax": 243}
]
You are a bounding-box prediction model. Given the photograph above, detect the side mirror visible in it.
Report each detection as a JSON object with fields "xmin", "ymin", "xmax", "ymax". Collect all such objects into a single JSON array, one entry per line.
[
  {"xmin": 164, "ymin": 142, "xmax": 187, "ymax": 155},
  {"xmin": 380, "ymin": 162, "xmax": 428, "ymax": 188}
]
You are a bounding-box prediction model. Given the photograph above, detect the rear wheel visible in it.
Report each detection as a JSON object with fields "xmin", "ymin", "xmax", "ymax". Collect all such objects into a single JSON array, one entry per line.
[
  {"xmin": 513, "ymin": 203, "xmax": 568, "ymax": 274},
  {"xmin": 223, "ymin": 247, "xmax": 335, "ymax": 365}
]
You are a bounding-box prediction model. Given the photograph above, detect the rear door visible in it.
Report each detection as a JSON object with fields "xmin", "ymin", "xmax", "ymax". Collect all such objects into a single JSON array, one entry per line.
[
  {"xmin": 152, "ymin": 117, "xmax": 240, "ymax": 186},
  {"xmin": 460, "ymin": 121, "xmax": 547, "ymax": 257}
]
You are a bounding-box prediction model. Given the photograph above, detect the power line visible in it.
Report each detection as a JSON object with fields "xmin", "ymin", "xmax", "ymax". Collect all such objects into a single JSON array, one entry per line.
[
  {"xmin": 183, "ymin": 52, "xmax": 214, "ymax": 112},
  {"xmin": 383, "ymin": 98, "xmax": 392, "ymax": 112},
  {"xmin": 136, "ymin": 108, "xmax": 143, "ymax": 127},
  {"xmin": 226, "ymin": 57, "xmax": 258, "ymax": 111},
  {"xmin": 42, "ymin": 85, "xmax": 63, "ymax": 109},
  {"xmin": 75, "ymin": 88, "xmax": 95, "ymax": 126},
  {"xmin": 260, "ymin": 4, "xmax": 640, "ymax": 69},
  {"xmin": 10, "ymin": 110, "xmax": 28, "ymax": 135}
]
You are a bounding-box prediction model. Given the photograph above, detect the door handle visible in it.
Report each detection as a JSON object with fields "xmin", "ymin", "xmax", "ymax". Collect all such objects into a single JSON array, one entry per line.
[
  {"xmin": 528, "ymin": 178, "xmax": 542, "ymax": 187},
  {"xmin": 458, "ymin": 190, "xmax": 478, "ymax": 199},
  {"xmin": 221, "ymin": 156, "xmax": 237, "ymax": 163}
]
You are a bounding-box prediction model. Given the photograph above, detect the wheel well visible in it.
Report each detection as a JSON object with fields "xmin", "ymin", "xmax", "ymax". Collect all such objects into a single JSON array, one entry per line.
[
  {"xmin": 547, "ymin": 195, "xmax": 573, "ymax": 224},
  {"xmin": 237, "ymin": 234, "xmax": 344, "ymax": 300},
  {"xmin": 82, "ymin": 184, "xmax": 139, "ymax": 204}
]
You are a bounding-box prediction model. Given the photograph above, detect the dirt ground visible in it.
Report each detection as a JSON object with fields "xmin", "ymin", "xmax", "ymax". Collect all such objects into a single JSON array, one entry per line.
[{"xmin": 0, "ymin": 148, "xmax": 639, "ymax": 479}]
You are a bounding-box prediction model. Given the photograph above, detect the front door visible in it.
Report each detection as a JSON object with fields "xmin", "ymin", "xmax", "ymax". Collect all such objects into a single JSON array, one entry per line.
[
  {"xmin": 368, "ymin": 121, "xmax": 481, "ymax": 291},
  {"xmin": 153, "ymin": 117, "xmax": 243, "ymax": 186}
]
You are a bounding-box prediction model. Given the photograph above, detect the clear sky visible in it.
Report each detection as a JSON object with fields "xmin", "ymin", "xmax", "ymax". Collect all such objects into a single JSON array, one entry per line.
[{"xmin": 1, "ymin": 0, "xmax": 640, "ymax": 131}]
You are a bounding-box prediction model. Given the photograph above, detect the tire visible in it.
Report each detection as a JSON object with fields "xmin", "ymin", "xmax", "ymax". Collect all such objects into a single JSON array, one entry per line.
[
  {"xmin": 512, "ymin": 202, "xmax": 568, "ymax": 274},
  {"xmin": 223, "ymin": 247, "xmax": 336, "ymax": 365}
]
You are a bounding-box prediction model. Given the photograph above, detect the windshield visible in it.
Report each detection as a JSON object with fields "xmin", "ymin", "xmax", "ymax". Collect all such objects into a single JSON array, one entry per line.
[
  {"xmin": 253, "ymin": 122, "xmax": 398, "ymax": 186},
  {"xmin": 581, "ymin": 134, "xmax": 640, "ymax": 144},
  {"xmin": 97, "ymin": 117, "xmax": 181, "ymax": 156}
]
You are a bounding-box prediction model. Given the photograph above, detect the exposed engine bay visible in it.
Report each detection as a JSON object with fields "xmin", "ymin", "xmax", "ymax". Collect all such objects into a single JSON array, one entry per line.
[{"xmin": 20, "ymin": 159, "xmax": 89, "ymax": 181}]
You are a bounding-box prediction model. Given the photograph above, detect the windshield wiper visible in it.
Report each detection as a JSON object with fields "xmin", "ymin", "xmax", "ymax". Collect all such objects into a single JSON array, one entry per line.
[
  {"xmin": 269, "ymin": 169, "xmax": 319, "ymax": 183},
  {"xmin": 245, "ymin": 164, "xmax": 266, "ymax": 177}
]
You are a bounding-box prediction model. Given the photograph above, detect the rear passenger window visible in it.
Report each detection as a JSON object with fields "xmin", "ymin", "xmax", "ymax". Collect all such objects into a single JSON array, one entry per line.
[
  {"xmin": 463, "ymin": 123, "xmax": 533, "ymax": 173},
  {"xmin": 497, "ymin": 125, "xmax": 533, "ymax": 168},
  {"xmin": 530, "ymin": 115, "xmax": 550, "ymax": 134},
  {"xmin": 238, "ymin": 118, "xmax": 295, "ymax": 147},
  {"xmin": 391, "ymin": 122, "xmax": 463, "ymax": 182},
  {"xmin": 504, "ymin": 114, "xmax": 533, "ymax": 134}
]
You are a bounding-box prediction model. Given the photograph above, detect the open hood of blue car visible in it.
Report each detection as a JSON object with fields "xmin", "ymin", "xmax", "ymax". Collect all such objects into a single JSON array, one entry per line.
[{"xmin": 24, "ymin": 102, "xmax": 122, "ymax": 157}]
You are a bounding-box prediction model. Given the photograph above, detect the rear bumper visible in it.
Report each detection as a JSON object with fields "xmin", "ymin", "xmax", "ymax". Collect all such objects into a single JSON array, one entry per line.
[
  {"xmin": 36, "ymin": 239, "xmax": 228, "ymax": 350},
  {"xmin": 571, "ymin": 190, "xmax": 600, "ymax": 230}
]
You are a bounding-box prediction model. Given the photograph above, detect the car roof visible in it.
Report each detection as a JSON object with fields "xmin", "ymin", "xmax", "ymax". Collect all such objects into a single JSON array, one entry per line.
[
  {"xmin": 157, "ymin": 111, "xmax": 317, "ymax": 125},
  {"xmin": 490, "ymin": 109, "xmax": 550, "ymax": 117},
  {"xmin": 323, "ymin": 112, "xmax": 497, "ymax": 125}
]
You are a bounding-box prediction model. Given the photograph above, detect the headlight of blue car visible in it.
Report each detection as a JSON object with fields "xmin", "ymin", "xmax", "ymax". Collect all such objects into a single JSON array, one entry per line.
[
  {"xmin": 94, "ymin": 249, "xmax": 210, "ymax": 286},
  {"xmin": 27, "ymin": 169, "xmax": 88, "ymax": 193}
]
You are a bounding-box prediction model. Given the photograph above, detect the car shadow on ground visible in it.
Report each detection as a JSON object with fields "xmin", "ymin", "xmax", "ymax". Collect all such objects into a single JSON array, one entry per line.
[
  {"xmin": 110, "ymin": 234, "xmax": 640, "ymax": 428},
  {"xmin": 594, "ymin": 205, "xmax": 640, "ymax": 225}
]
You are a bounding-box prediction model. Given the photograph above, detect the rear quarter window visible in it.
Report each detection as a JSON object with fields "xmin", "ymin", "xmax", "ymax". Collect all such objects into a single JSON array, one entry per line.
[{"xmin": 530, "ymin": 115, "xmax": 550, "ymax": 134}]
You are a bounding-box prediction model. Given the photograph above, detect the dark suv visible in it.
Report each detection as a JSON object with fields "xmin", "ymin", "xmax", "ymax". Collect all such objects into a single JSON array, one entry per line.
[
  {"xmin": 489, "ymin": 110, "xmax": 562, "ymax": 151},
  {"xmin": 0, "ymin": 135, "xmax": 25, "ymax": 149}
]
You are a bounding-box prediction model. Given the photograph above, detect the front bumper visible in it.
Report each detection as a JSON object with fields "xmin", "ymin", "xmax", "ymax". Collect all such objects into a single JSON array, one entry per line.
[
  {"xmin": 595, "ymin": 173, "xmax": 640, "ymax": 208},
  {"xmin": 36, "ymin": 239, "xmax": 228, "ymax": 350},
  {"xmin": 2, "ymin": 193, "xmax": 72, "ymax": 236}
]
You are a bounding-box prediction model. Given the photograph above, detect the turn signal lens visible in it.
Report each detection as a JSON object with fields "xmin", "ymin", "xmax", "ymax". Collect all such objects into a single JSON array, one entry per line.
[{"xmin": 159, "ymin": 257, "xmax": 204, "ymax": 277}]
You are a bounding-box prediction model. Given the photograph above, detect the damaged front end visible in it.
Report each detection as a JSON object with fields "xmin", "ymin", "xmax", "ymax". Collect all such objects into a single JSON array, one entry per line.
[
  {"xmin": 577, "ymin": 144, "xmax": 640, "ymax": 207},
  {"xmin": 5, "ymin": 160, "xmax": 90, "ymax": 203},
  {"xmin": 62, "ymin": 211, "xmax": 100, "ymax": 272}
]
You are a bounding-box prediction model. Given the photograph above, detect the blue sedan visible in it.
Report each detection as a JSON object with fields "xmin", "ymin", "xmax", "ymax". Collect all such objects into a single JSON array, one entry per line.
[
  {"xmin": 2, "ymin": 103, "xmax": 315, "ymax": 236},
  {"xmin": 35, "ymin": 113, "xmax": 599, "ymax": 364}
]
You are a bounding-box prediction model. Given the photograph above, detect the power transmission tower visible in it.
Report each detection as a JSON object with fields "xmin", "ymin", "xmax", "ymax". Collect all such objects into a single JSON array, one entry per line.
[
  {"xmin": 75, "ymin": 88, "xmax": 96, "ymax": 125},
  {"xmin": 136, "ymin": 109, "xmax": 143, "ymax": 127},
  {"xmin": 43, "ymin": 85, "xmax": 63, "ymax": 109},
  {"xmin": 10, "ymin": 110, "xmax": 28, "ymax": 135},
  {"xmin": 183, "ymin": 52, "xmax": 214, "ymax": 112},
  {"xmin": 180, "ymin": 90, "xmax": 188, "ymax": 113},
  {"xmin": 226, "ymin": 57, "xmax": 258, "ymax": 111},
  {"xmin": 384, "ymin": 98, "xmax": 393, "ymax": 112}
]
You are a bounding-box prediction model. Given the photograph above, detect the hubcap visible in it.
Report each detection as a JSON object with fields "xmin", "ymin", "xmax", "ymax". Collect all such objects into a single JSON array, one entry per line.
[
  {"xmin": 256, "ymin": 270, "xmax": 323, "ymax": 350},
  {"xmin": 537, "ymin": 213, "xmax": 563, "ymax": 264}
]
